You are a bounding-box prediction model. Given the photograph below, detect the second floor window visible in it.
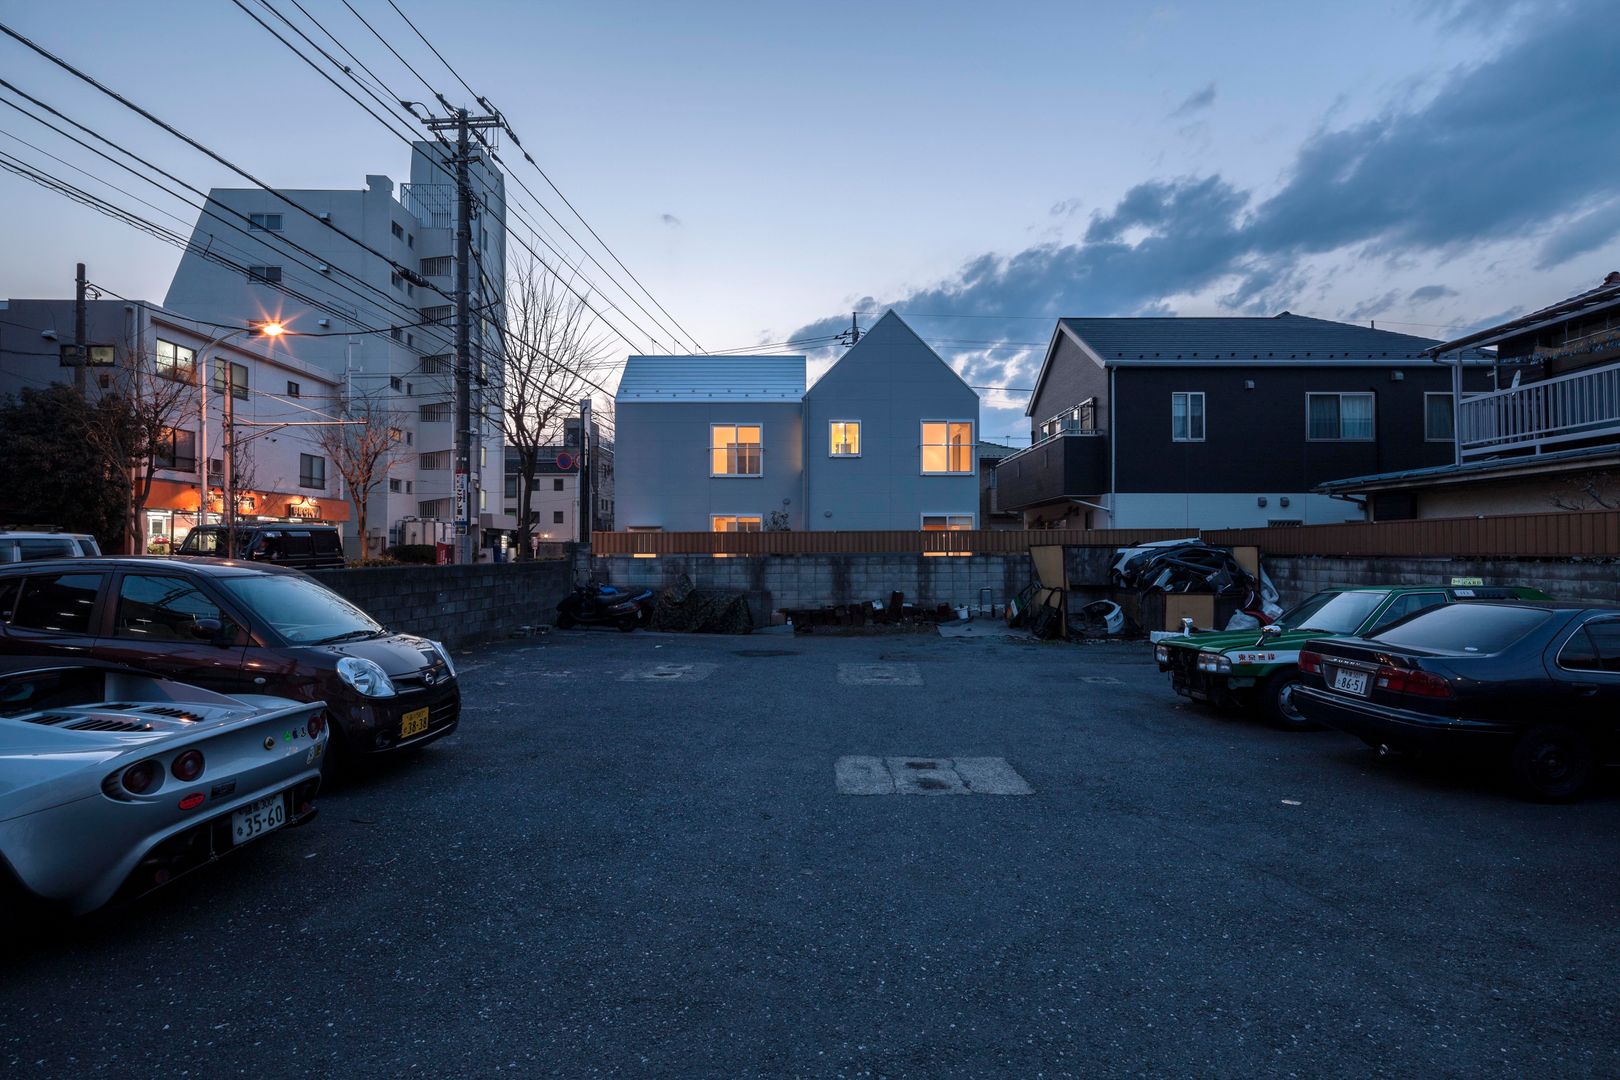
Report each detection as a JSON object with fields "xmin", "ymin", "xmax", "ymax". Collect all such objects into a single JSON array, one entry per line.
[
  {"xmin": 712, "ymin": 515, "xmax": 762, "ymax": 532},
  {"xmin": 711, "ymin": 424, "xmax": 763, "ymax": 477},
  {"xmin": 299, "ymin": 453, "xmax": 326, "ymax": 490},
  {"xmin": 420, "ymin": 402, "xmax": 450, "ymax": 422},
  {"xmin": 1425, "ymin": 393, "xmax": 1455, "ymax": 442},
  {"xmin": 920, "ymin": 421, "xmax": 974, "ymax": 474},
  {"xmin": 212, "ymin": 360, "xmax": 248, "ymax": 400},
  {"xmin": 248, "ymin": 265, "xmax": 281, "ymax": 283},
  {"xmin": 286, "ymin": 380, "xmax": 300, "ymax": 398},
  {"xmin": 248, "ymin": 213, "xmax": 282, "ymax": 231},
  {"xmin": 155, "ymin": 338, "xmax": 196, "ymax": 382},
  {"xmin": 829, "ymin": 421, "xmax": 861, "ymax": 457},
  {"xmin": 419, "ymin": 450, "xmax": 450, "ymax": 470},
  {"xmin": 1171, "ymin": 392, "xmax": 1206, "ymax": 442},
  {"xmin": 1307, "ymin": 392, "xmax": 1376, "ymax": 441},
  {"xmin": 154, "ymin": 428, "xmax": 196, "ymax": 472}
]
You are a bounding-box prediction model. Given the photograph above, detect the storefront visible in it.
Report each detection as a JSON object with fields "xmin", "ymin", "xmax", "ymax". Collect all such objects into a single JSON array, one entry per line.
[{"xmin": 140, "ymin": 479, "xmax": 349, "ymax": 553}]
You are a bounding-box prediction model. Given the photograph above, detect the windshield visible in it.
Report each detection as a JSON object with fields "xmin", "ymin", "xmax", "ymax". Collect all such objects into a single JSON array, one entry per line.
[
  {"xmin": 1374, "ymin": 604, "xmax": 1552, "ymax": 654},
  {"xmin": 1280, "ymin": 590, "xmax": 1388, "ymax": 634},
  {"xmin": 219, "ymin": 574, "xmax": 382, "ymax": 644}
]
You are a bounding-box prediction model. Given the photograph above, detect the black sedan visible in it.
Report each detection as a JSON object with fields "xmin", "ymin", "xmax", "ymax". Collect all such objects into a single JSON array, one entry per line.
[{"xmin": 1294, "ymin": 601, "xmax": 1620, "ymax": 801}]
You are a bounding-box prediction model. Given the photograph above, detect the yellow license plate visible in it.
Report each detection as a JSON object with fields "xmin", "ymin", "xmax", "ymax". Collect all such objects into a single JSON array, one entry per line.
[{"xmin": 400, "ymin": 707, "xmax": 430, "ymax": 739}]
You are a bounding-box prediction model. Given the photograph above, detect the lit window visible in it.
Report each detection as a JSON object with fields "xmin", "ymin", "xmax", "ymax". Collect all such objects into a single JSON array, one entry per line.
[
  {"xmin": 711, "ymin": 424, "xmax": 763, "ymax": 477},
  {"xmin": 1425, "ymin": 393, "xmax": 1455, "ymax": 442},
  {"xmin": 921, "ymin": 514, "xmax": 974, "ymax": 531},
  {"xmin": 1308, "ymin": 393, "xmax": 1376, "ymax": 441},
  {"xmin": 1171, "ymin": 391, "xmax": 1205, "ymax": 442},
  {"xmin": 829, "ymin": 420, "xmax": 861, "ymax": 457},
  {"xmin": 712, "ymin": 515, "xmax": 762, "ymax": 532},
  {"xmin": 920, "ymin": 421, "xmax": 973, "ymax": 474}
]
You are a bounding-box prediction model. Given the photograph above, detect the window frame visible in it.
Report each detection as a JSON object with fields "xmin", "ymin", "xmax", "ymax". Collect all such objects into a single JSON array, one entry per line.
[
  {"xmin": 919, "ymin": 420, "xmax": 975, "ymax": 476},
  {"xmin": 154, "ymin": 427, "xmax": 198, "ymax": 473},
  {"xmin": 828, "ymin": 419, "xmax": 862, "ymax": 458},
  {"xmin": 1171, "ymin": 391, "xmax": 1206, "ymax": 443},
  {"xmin": 211, "ymin": 360, "xmax": 248, "ymax": 401},
  {"xmin": 298, "ymin": 453, "xmax": 327, "ymax": 491},
  {"xmin": 1557, "ymin": 616, "xmax": 1620, "ymax": 674},
  {"xmin": 920, "ymin": 512, "xmax": 975, "ymax": 531},
  {"xmin": 1306, "ymin": 392, "xmax": 1377, "ymax": 442},
  {"xmin": 248, "ymin": 212, "xmax": 283, "ymax": 232},
  {"xmin": 247, "ymin": 265, "xmax": 282, "ymax": 284},
  {"xmin": 710, "ymin": 423, "xmax": 765, "ymax": 478},
  {"xmin": 1424, "ymin": 392, "xmax": 1455, "ymax": 443},
  {"xmin": 154, "ymin": 338, "xmax": 197, "ymax": 383},
  {"xmin": 710, "ymin": 514, "xmax": 764, "ymax": 533}
]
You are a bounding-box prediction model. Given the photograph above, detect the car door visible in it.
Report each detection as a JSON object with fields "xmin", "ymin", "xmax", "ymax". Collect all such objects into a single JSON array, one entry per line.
[
  {"xmin": 0, "ymin": 569, "xmax": 109, "ymax": 657},
  {"xmin": 93, "ymin": 571, "xmax": 249, "ymax": 692},
  {"xmin": 1549, "ymin": 615, "xmax": 1620, "ymax": 751}
]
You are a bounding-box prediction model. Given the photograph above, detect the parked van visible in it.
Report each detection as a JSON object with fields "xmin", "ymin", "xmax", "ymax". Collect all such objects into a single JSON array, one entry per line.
[
  {"xmin": 178, "ymin": 524, "xmax": 346, "ymax": 570},
  {"xmin": 0, "ymin": 529, "xmax": 102, "ymax": 563}
]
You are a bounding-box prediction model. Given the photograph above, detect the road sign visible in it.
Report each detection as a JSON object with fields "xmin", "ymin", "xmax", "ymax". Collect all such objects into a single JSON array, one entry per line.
[
  {"xmin": 453, "ymin": 471, "xmax": 469, "ymax": 525},
  {"xmin": 555, "ymin": 451, "xmax": 575, "ymax": 471}
]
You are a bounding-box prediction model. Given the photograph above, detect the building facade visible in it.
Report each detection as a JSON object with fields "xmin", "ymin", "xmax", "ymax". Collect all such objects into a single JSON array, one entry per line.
[
  {"xmin": 162, "ymin": 142, "xmax": 512, "ymax": 556},
  {"xmin": 612, "ymin": 313, "xmax": 981, "ymax": 532},
  {"xmin": 0, "ymin": 298, "xmax": 348, "ymax": 549},
  {"xmin": 996, "ymin": 313, "xmax": 1491, "ymax": 529},
  {"xmin": 503, "ymin": 419, "xmax": 616, "ymax": 546}
]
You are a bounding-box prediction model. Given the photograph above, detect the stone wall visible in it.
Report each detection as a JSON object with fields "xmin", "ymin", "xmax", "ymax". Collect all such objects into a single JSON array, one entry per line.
[
  {"xmin": 1263, "ymin": 555, "xmax": 1620, "ymax": 606},
  {"xmin": 311, "ymin": 558, "xmax": 578, "ymax": 648}
]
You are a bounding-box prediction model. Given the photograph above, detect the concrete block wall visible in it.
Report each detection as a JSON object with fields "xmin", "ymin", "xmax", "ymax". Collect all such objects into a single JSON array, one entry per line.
[
  {"xmin": 1264, "ymin": 555, "xmax": 1620, "ymax": 607},
  {"xmin": 311, "ymin": 559, "xmax": 577, "ymax": 649}
]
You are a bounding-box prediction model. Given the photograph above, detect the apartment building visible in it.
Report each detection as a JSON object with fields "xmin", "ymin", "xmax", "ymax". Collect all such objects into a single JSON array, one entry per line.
[{"xmin": 162, "ymin": 141, "xmax": 513, "ymax": 556}]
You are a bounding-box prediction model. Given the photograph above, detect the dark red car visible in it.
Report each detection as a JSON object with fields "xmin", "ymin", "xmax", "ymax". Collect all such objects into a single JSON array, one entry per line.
[{"xmin": 0, "ymin": 557, "xmax": 459, "ymax": 770}]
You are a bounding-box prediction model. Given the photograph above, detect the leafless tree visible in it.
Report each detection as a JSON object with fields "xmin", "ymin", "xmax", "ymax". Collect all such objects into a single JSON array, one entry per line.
[
  {"xmin": 315, "ymin": 392, "xmax": 411, "ymax": 556},
  {"xmin": 84, "ymin": 332, "xmax": 202, "ymax": 554},
  {"xmin": 1550, "ymin": 472, "xmax": 1619, "ymax": 511},
  {"xmin": 500, "ymin": 257, "xmax": 611, "ymax": 558}
]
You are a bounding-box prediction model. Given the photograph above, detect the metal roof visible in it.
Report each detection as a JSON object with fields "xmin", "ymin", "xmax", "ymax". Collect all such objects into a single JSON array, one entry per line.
[
  {"xmin": 1426, "ymin": 272, "xmax": 1620, "ymax": 354},
  {"xmin": 615, "ymin": 355, "xmax": 806, "ymax": 402},
  {"xmin": 1316, "ymin": 443, "xmax": 1620, "ymax": 493},
  {"xmin": 1059, "ymin": 313, "xmax": 1486, "ymax": 363}
]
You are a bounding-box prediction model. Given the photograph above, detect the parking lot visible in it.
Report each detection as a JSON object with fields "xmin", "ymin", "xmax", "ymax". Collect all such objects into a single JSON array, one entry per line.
[{"xmin": 5, "ymin": 627, "xmax": 1619, "ymax": 1078}]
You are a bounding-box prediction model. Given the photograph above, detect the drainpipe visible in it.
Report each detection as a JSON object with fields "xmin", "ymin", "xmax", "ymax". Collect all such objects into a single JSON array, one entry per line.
[{"xmin": 1107, "ymin": 367, "xmax": 1117, "ymax": 527}]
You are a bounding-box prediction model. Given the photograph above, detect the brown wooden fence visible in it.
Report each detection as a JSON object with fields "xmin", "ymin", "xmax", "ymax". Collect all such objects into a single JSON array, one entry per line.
[
  {"xmin": 1202, "ymin": 509, "xmax": 1620, "ymax": 557},
  {"xmin": 590, "ymin": 528, "xmax": 1190, "ymax": 556}
]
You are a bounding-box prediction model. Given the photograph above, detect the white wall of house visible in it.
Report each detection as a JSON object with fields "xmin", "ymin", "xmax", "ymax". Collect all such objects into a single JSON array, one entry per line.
[{"xmin": 1107, "ymin": 491, "xmax": 1364, "ymax": 529}]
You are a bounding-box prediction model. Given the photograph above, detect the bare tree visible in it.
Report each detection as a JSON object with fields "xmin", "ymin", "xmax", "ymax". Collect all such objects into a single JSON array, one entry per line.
[
  {"xmin": 84, "ymin": 332, "xmax": 202, "ymax": 554},
  {"xmin": 315, "ymin": 392, "xmax": 411, "ymax": 557},
  {"xmin": 500, "ymin": 257, "xmax": 611, "ymax": 558},
  {"xmin": 1550, "ymin": 472, "xmax": 1619, "ymax": 511}
]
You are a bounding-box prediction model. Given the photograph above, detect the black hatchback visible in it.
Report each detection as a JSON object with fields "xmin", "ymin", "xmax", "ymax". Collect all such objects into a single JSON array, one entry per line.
[
  {"xmin": 0, "ymin": 557, "xmax": 459, "ymax": 771},
  {"xmin": 1295, "ymin": 602, "xmax": 1620, "ymax": 801}
]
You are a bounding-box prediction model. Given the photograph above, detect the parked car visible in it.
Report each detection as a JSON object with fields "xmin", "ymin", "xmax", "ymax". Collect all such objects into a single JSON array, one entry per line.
[
  {"xmin": 1154, "ymin": 585, "xmax": 1550, "ymax": 729},
  {"xmin": 0, "ymin": 528, "xmax": 102, "ymax": 563},
  {"xmin": 178, "ymin": 524, "xmax": 346, "ymax": 570},
  {"xmin": 0, "ymin": 656, "xmax": 325, "ymax": 914},
  {"xmin": 1294, "ymin": 601, "xmax": 1620, "ymax": 801},
  {"xmin": 0, "ymin": 557, "xmax": 459, "ymax": 770}
]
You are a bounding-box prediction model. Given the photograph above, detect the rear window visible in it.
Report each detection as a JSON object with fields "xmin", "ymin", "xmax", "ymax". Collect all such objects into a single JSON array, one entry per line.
[
  {"xmin": 311, "ymin": 531, "xmax": 343, "ymax": 555},
  {"xmin": 1373, "ymin": 604, "xmax": 1552, "ymax": 654},
  {"xmin": 17, "ymin": 538, "xmax": 76, "ymax": 561}
]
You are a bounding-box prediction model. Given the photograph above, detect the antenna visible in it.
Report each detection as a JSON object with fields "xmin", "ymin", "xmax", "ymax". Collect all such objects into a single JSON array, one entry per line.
[{"xmin": 835, "ymin": 311, "xmax": 862, "ymax": 348}]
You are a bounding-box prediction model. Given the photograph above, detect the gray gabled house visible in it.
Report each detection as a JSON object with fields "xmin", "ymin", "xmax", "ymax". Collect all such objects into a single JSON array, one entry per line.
[{"xmin": 612, "ymin": 312, "xmax": 981, "ymax": 532}]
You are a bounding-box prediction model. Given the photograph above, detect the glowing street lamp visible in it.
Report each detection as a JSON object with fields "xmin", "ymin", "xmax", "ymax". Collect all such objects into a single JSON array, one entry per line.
[{"xmin": 194, "ymin": 319, "xmax": 287, "ymax": 556}]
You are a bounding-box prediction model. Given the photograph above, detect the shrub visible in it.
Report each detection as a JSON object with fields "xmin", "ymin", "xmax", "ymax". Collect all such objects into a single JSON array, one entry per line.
[{"xmin": 385, "ymin": 544, "xmax": 438, "ymax": 564}]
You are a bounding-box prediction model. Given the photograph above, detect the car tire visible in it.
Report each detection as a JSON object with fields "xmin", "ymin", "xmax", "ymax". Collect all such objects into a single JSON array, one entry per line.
[
  {"xmin": 1509, "ymin": 724, "xmax": 1594, "ymax": 803},
  {"xmin": 1261, "ymin": 670, "xmax": 1319, "ymax": 731},
  {"xmin": 556, "ymin": 611, "xmax": 576, "ymax": 630}
]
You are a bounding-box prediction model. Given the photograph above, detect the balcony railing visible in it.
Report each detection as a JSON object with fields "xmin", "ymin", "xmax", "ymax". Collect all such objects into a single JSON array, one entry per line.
[
  {"xmin": 992, "ymin": 428, "xmax": 1108, "ymax": 511},
  {"xmin": 1458, "ymin": 359, "xmax": 1620, "ymax": 458}
]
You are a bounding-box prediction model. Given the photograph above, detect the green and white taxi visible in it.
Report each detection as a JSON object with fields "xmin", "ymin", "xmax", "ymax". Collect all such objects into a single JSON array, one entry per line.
[{"xmin": 1153, "ymin": 584, "xmax": 1551, "ymax": 729}]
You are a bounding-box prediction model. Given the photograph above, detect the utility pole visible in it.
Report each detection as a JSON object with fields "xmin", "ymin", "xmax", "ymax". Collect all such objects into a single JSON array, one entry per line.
[
  {"xmin": 222, "ymin": 369, "xmax": 235, "ymax": 558},
  {"xmin": 419, "ymin": 104, "xmax": 500, "ymax": 564},
  {"xmin": 73, "ymin": 263, "xmax": 88, "ymax": 392},
  {"xmin": 578, "ymin": 399, "xmax": 592, "ymax": 543},
  {"xmin": 836, "ymin": 311, "xmax": 862, "ymax": 348}
]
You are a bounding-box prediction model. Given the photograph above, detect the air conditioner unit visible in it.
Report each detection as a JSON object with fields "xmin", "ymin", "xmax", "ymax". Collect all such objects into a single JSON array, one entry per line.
[{"xmin": 318, "ymin": 211, "xmax": 331, "ymax": 221}]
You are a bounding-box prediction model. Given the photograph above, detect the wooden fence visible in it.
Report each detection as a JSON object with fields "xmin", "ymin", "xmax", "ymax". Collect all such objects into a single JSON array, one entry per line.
[
  {"xmin": 589, "ymin": 510, "xmax": 1620, "ymax": 558},
  {"xmin": 589, "ymin": 528, "xmax": 1190, "ymax": 556}
]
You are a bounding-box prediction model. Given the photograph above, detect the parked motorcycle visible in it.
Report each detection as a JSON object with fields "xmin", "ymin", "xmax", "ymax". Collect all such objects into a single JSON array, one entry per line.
[{"xmin": 556, "ymin": 582, "xmax": 656, "ymax": 631}]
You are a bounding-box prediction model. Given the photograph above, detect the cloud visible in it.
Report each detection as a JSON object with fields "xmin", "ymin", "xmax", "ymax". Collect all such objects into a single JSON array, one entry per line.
[
  {"xmin": 1407, "ymin": 284, "xmax": 1458, "ymax": 303},
  {"xmin": 659, "ymin": 213, "xmax": 682, "ymax": 228},
  {"xmin": 1344, "ymin": 290, "xmax": 1401, "ymax": 321},
  {"xmin": 791, "ymin": 0, "xmax": 1620, "ymax": 357},
  {"xmin": 1167, "ymin": 82, "xmax": 1216, "ymax": 119},
  {"xmin": 1535, "ymin": 198, "xmax": 1620, "ymax": 268}
]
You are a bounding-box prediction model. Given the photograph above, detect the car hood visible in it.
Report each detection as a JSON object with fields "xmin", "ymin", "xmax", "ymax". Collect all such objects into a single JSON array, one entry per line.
[
  {"xmin": 323, "ymin": 633, "xmax": 444, "ymax": 678},
  {"xmin": 1162, "ymin": 628, "xmax": 1312, "ymax": 653}
]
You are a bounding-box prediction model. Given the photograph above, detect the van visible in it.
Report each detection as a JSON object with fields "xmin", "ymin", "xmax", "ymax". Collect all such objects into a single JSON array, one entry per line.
[
  {"xmin": 178, "ymin": 524, "xmax": 346, "ymax": 570},
  {"xmin": 0, "ymin": 529, "xmax": 102, "ymax": 563}
]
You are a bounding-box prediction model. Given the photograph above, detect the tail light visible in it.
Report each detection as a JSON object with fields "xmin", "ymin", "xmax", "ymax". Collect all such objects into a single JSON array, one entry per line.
[
  {"xmin": 121, "ymin": 759, "xmax": 163, "ymax": 795},
  {"xmin": 307, "ymin": 712, "xmax": 326, "ymax": 739},
  {"xmin": 1375, "ymin": 665, "xmax": 1453, "ymax": 699},
  {"xmin": 171, "ymin": 749, "xmax": 205, "ymax": 782},
  {"xmin": 1299, "ymin": 650, "xmax": 1322, "ymax": 674}
]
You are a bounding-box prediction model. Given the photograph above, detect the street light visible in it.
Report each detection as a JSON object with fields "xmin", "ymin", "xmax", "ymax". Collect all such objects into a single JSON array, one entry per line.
[{"xmin": 194, "ymin": 320, "xmax": 284, "ymax": 557}]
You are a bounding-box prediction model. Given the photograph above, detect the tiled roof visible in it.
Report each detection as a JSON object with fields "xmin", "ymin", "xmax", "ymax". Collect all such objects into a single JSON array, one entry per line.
[
  {"xmin": 1429, "ymin": 272, "xmax": 1620, "ymax": 354},
  {"xmin": 615, "ymin": 355, "xmax": 806, "ymax": 402},
  {"xmin": 1059, "ymin": 313, "xmax": 1478, "ymax": 362}
]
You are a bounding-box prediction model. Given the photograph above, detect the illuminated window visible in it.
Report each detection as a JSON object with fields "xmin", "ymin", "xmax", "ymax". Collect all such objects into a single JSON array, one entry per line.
[
  {"xmin": 710, "ymin": 424, "xmax": 763, "ymax": 477},
  {"xmin": 921, "ymin": 514, "xmax": 974, "ymax": 531},
  {"xmin": 711, "ymin": 515, "xmax": 762, "ymax": 532},
  {"xmin": 829, "ymin": 420, "xmax": 861, "ymax": 457},
  {"xmin": 920, "ymin": 421, "xmax": 974, "ymax": 474}
]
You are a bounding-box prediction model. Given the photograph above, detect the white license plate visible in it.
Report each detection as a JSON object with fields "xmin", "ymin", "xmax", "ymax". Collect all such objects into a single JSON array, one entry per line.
[
  {"xmin": 231, "ymin": 793, "xmax": 287, "ymax": 845},
  {"xmin": 1332, "ymin": 669, "xmax": 1371, "ymax": 697}
]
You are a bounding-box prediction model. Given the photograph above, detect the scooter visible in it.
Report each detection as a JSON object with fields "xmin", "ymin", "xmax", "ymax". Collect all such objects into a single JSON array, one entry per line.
[{"xmin": 555, "ymin": 581, "xmax": 656, "ymax": 631}]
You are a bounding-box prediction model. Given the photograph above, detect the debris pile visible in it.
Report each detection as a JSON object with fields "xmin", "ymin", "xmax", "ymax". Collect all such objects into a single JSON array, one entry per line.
[
  {"xmin": 1110, "ymin": 540, "xmax": 1281, "ymax": 628},
  {"xmin": 648, "ymin": 575, "xmax": 755, "ymax": 634}
]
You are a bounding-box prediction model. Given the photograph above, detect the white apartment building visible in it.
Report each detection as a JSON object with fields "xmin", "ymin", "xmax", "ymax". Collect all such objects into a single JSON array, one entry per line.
[
  {"xmin": 163, "ymin": 141, "xmax": 513, "ymax": 556},
  {"xmin": 0, "ymin": 298, "xmax": 347, "ymax": 550}
]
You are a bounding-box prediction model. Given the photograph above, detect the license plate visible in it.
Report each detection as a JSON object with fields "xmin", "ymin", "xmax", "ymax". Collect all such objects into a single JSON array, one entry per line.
[
  {"xmin": 1332, "ymin": 668, "xmax": 1371, "ymax": 696},
  {"xmin": 231, "ymin": 793, "xmax": 287, "ymax": 845},
  {"xmin": 400, "ymin": 707, "xmax": 430, "ymax": 739}
]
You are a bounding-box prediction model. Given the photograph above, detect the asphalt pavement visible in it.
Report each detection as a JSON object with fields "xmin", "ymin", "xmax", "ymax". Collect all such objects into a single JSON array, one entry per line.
[{"xmin": 4, "ymin": 627, "xmax": 1619, "ymax": 1078}]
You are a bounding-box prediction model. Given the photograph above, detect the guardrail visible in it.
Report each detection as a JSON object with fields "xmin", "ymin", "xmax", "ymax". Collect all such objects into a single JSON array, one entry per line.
[{"xmin": 1458, "ymin": 360, "xmax": 1620, "ymax": 458}]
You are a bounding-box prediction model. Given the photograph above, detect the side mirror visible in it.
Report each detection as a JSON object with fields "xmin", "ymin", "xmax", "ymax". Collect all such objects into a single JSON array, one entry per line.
[
  {"xmin": 190, "ymin": 617, "xmax": 225, "ymax": 643},
  {"xmin": 1260, "ymin": 624, "xmax": 1282, "ymax": 637}
]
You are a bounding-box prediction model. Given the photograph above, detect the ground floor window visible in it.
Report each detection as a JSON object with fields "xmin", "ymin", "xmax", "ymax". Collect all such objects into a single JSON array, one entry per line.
[
  {"xmin": 711, "ymin": 515, "xmax": 762, "ymax": 532},
  {"xmin": 921, "ymin": 513, "xmax": 975, "ymax": 530}
]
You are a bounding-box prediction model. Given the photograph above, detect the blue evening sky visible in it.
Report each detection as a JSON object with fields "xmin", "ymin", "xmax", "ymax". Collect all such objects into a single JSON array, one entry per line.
[{"xmin": 2, "ymin": 0, "xmax": 1616, "ymax": 442}]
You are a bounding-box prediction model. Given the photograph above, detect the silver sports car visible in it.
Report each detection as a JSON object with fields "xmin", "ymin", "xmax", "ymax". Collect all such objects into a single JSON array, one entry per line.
[{"xmin": 0, "ymin": 657, "xmax": 327, "ymax": 915}]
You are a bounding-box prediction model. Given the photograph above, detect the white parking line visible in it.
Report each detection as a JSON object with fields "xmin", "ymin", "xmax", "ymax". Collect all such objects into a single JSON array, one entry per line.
[
  {"xmin": 837, "ymin": 663, "xmax": 922, "ymax": 686},
  {"xmin": 835, "ymin": 756, "xmax": 1033, "ymax": 796}
]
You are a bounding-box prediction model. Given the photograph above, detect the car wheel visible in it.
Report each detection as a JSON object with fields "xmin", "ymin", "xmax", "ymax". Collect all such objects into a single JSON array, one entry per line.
[
  {"xmin": 556, "ymin": 611, "xmax": 576, "ymax": 630},
  {"xmin": 1262, "ymin": 670, "xmax": 1319, "ymax": 731},
  {"xmin": 1509, "ymin": 724, "xmax": 1594, "ymax": 803},
  {"xmin": 616, "ymin": 614, "xmax": 639, "ymax": 632}
]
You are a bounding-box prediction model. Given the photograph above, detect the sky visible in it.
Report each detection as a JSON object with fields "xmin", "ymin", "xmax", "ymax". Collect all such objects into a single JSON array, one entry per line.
[{"xmin": 2, "ymin": 0, "xmax": 1618, "ymax": 445}]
